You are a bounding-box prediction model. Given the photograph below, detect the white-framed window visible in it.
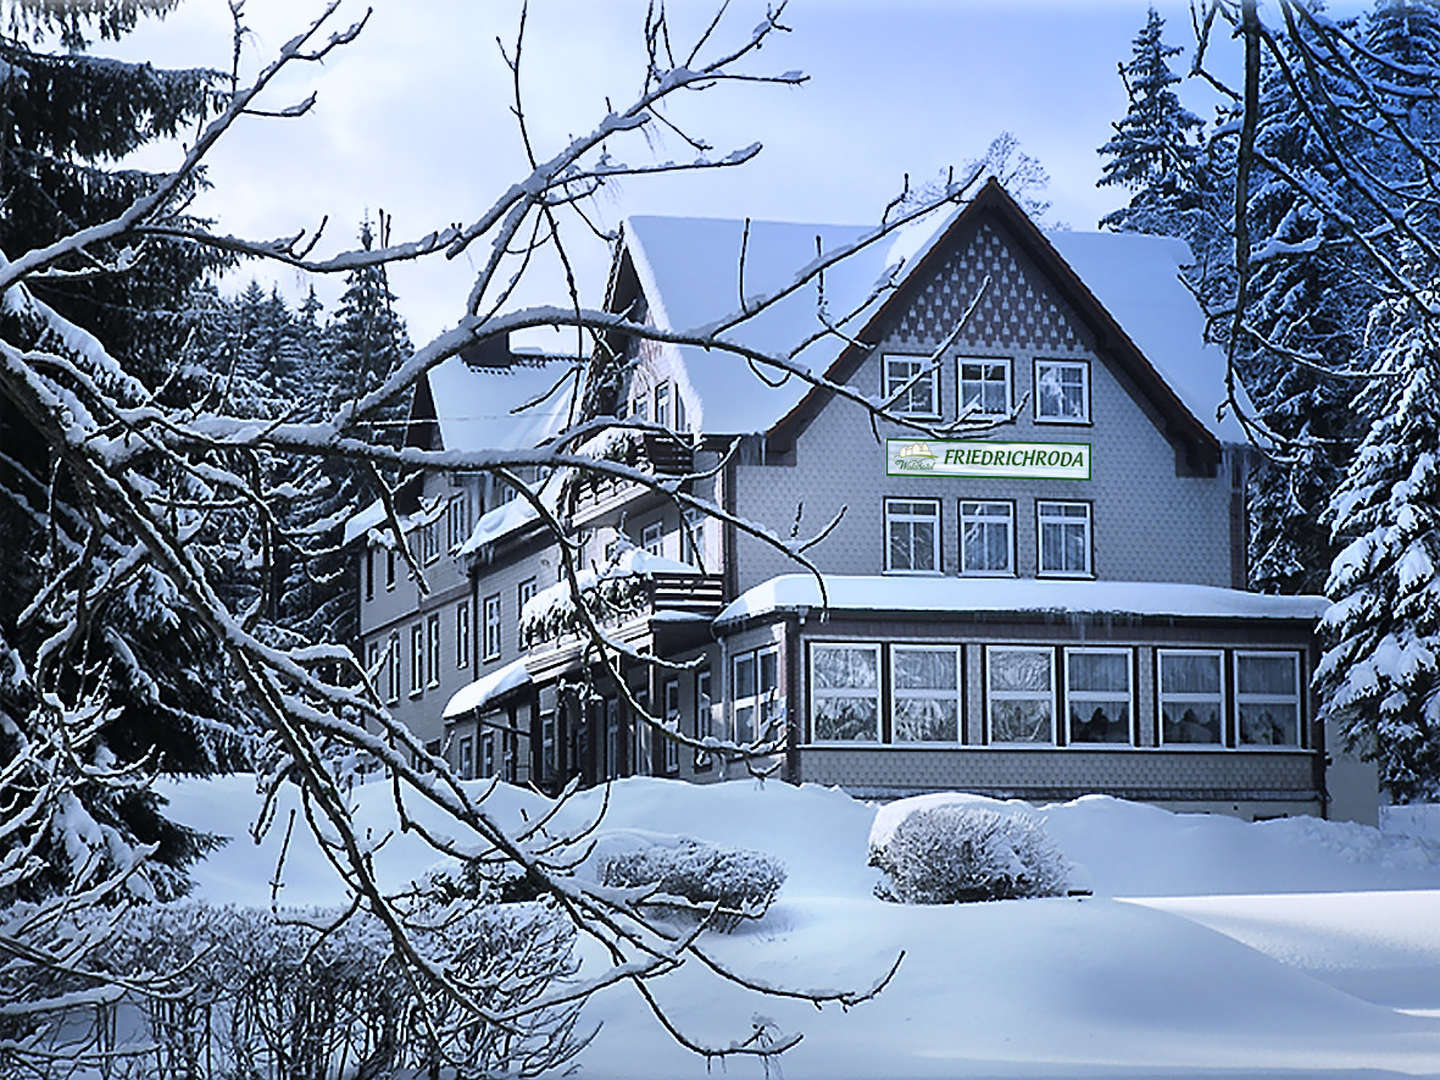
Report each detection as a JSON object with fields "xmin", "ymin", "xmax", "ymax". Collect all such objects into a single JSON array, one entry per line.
[
  {"xmin": 422, "ymin": 520, "xmax": 439, "ymax": 564},
  {"xmin": 456, "ymin": 600, "xmax": 470, "ymax": 669},
  {"xmin": 386, "ymin": 548, "xmax": 397, "ymax": 589},
  {"xmin": 663, "ymin": 677, "xmax": 680, "ymax": 774},
  {"xmin": 446, "ymin": 495, "xmax": 470, "ymax": 551},
  {"xmin": 809, "ymin": 642, "xmax": 880, "ymax": 742},
  {"xmin": 640, "ymin": 520, "xmax": 664, "ymax": 557},
  {"xmin": 540, "ymin": 711, "xmax": 556, "ymax": 777},
  {"xmin": 632, "ymin": 689, "xmax": 651, "ymax": 776},
  {"xmin": 364, "ymin": 548, "xmax": 375, "ymax": 601},
  {"xmin": 675, "ymin": 392, "xmax": 688, "ymax": 433},
  {"xmin": 891, "ymin": 645, "xmax": 962, "ymax": 742},
  {"xmin": 386, "ymin": 633, "xmax": 400, "ymax": 704},
  {"xmin": 695, "ymin": 668, "xmax": 713, "ymax": 769},
  {"xmin": 366, "ymin": 640, "xmax": 379, "ymax": 683},
  {"xmin": 518, "ymin": 576, "xmax": 537, "ymax": 615},
  {"xmin": 883, "ymin": 354, "xmax": 940, "ymax": 417},
  {"xmin": 481, "ymin": 731, "xmax": 496, "ymax": 778},
  {"xmin": 1034, "ymin": 358, "xmax": 1090, "ymax": 422},
  {"xmin": 1235, "ymin": 651, "xmax": 1302, "ymax": 747},
  {"xmin": 632, "ymin": 395, "xmax": 649, "ymax": 424},
  {"xmin": 986, "ymin": 646, "xmax": 1055, "ymax": 745},
  {"xmin": 681, "ymin": 507, "xmax": 705, "ymax": 567},
  {"xmin": 482, "ymin": 593, "xmax": 501, "ymax": 662},
  {"xmin": 605, "ymin": 698, "xmax": 620, "ymax": 780},
  {"xmin": 1065, "ymin": 648, "xmax": 1133, "ymax": 745},
  {"xmin": 458, "ymin": 735, "xmax": 474, "ymax": 780},
  {"xmin": 1158, "ymin": 650, "xmax": 1224, "ymax": 746},
  {"xmin": 654, "ymin": 382, "xmax": 670, "ymax": 428},
  {"xmin": 959, "ymin": 358, "xmax": 1011, "ymax": 417},
  {"xmin": 426, "ymin": 613, "xmax": 441, "ymax": 688},
  {"xmin": 733, "ymin": 645, "xmax": 780, "ymax": 745},
  {"xmin": 884, "ymin": 498, "xmax": 941, "ymax": 574},
  {"xmin": 1037, "ymin": 501, "xmax": 1092, "ymax": 577},
  {"xmin": 410, "ymin": 624, "xmax": 424, "ymax": 696},
  {"xmin": 959, "ymin": 500, "xmax": 1014, "ymax": 576}
]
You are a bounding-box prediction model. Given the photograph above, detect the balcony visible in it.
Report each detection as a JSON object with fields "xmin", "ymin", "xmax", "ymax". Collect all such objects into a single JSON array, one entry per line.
[
  {"xmin": 520, "ymin": 567, "xmax": 724, "ymax": 652},
  {"xmin": 568, "ymin": 431, "xmax": 696, "ymax": 522}
]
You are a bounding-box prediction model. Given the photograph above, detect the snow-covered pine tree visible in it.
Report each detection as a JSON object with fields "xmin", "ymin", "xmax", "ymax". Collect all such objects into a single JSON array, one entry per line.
[
  {"xmin": 1316, "ymin": 288, "xmax": 1440, "ymax": 802},
  {"xmin": 1097, "ymin": 6, "xmax": 1206, "ymax": 238},
  {"xmin": 0, "ymin": 0, "xmax": 250, "ymax": 904},
  {"xmin": 1235, "ymin": 12, "xmax": 1378, "ymax": 595},
  {"xmin": 279, "ymin": 218, "xmax": 413, "ymax": 647}
]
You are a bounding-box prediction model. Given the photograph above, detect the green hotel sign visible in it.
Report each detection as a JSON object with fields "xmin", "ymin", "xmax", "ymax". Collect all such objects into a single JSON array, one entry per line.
[{"xmin": 885, "ymin": 438, "xmax": 1092, "ymax": 481}]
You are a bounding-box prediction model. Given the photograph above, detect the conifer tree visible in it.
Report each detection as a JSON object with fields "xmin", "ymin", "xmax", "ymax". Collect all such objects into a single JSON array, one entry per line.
[
  {"xmin": 1097, "ymin": 7, "xmax": 1205, "ymax": 237},
  {"xmin": 1316, "ymin": 291, "xmax": 1440, "ymax": 802},
  {"xmin": 0, "ymin": 1, "xmax": 250, "ymax": 902}
]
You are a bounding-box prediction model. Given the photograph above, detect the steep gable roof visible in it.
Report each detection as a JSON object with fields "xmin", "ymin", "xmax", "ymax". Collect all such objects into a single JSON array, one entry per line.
[{"xmin": 619, "ymin": 179, "xmax": 1240, "ymax": 458}]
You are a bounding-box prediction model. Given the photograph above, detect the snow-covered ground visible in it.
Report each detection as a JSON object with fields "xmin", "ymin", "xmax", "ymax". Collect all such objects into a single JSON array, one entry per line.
[{"xmin": 158, "ymin": 777, "xmax": 1440, "ymax": 1078}]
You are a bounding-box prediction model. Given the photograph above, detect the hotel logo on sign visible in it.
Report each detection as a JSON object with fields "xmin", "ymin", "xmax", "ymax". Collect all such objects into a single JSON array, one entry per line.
[{"xmin": 885, "ymin": 438, "xmax": 1092, "ymax": 481}]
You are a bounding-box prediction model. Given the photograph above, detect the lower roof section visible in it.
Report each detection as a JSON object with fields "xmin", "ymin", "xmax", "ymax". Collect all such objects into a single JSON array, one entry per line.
[
  {"xmin": 714, "ymin": 574, "xmax": 1329, "ymax": 628},
  {"xmin": 442, "ymin": 657, "xmax": 532, "ymax": 720}
]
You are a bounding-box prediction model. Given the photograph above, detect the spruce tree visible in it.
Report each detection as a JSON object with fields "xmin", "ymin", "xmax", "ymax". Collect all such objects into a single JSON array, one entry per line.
[
  {"xmin": 0, "ymin": 1, "xmax": 250, "ymax": 902},
  {"xmin": 1316, "ymin": 292, "xmax": 1440, "ymax": 802},
  {"xmin": 1097, "ymin": 7, "xmax": 1205, "ymax": 237}
]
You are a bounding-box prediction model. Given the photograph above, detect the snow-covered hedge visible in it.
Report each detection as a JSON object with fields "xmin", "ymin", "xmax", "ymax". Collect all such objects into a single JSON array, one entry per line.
[
  {"xmin": 596, "ymin": 835, "xmax": 786, "ymax": 931},
  {"xmin": 39, "ymin": 898, "xmax": 583, "ymax": 1080},
  {"xmin": 868, "ymin": 804, "xmax": 1072, "ymax": 904}
]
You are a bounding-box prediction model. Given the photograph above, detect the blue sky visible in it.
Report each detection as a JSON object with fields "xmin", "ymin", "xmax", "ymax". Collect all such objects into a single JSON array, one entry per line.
[{"xmin": 112, "ymin": 1, "xmax": 1239, "ymax": 346}]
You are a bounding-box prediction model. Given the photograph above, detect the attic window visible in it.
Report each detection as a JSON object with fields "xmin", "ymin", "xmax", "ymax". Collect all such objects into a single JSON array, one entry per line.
[
  {"xmin": 654, "ymin": 382, "xmax": 670, "ymax": 428},
  {"xmin": 959, "ymin": 358, "xmax": 1011, "ymax": 417},
  {"xmin": 1034, "ymin": 359, "xmax": 1090, "ymax": 423},
  {"xmin": 882, "ymin": 355, "xmax": 939, "ymax": 418}
]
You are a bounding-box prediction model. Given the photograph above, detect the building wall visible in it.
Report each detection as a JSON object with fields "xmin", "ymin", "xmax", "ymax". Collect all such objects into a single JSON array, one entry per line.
[{"xmin": 732, "ymin": 216, "xmax": 1235, "ymax": 593}]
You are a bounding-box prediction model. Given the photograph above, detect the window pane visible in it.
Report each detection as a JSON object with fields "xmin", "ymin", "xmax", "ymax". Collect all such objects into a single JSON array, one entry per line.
[
  {"xmin": 813, "ymin": 646, "xmax": 878, "ymax": 690},
  {"xmin": 894, "ymin": 648, "xmax": 957, "ymax": 690},
  {"xmin": 912, "ymin": 521, "xmax": 935, "ymax": 570},
  {"xmin": 734, "ymin": 655, "xmax": 756, "ymax": 698},
  {"xmin": 895, "ymin": 699, "xmax": 959, "ymax": 742},
  {"xmin": 1239, "ymin": 704, "xmax": 1299, "ymax": 746},
  {"xmin": 1161, "ymin": 654, "xmax": 1221, "ymax": 694},
  {"xmin": 1070, "ymin": 652, "xmax": 1128, "ymax": 693},
  {"xmin": 759, "ymin": 650, "xmax": 778, "ymax": 693},
  {"xmin": 992, "ymin": 699, "xmax": 1052, "ymax": 743},
  {"xmin": 1162, "ymin": 703, "xmax": 1222, "ymax": 744},
  {"xmin": 1238, "ymin": 654, "xmax": 1297, "ymax": 696},
  {"xmin": 990, "ymin": 649, "xmax": 1050, "ymax": 693},
  {"xmin": 1070, "ymin": 702, "xmax": 1130, "ymax": 743},
  {"xmin": 1064, "ymin": 524, "xmax": 1087, "ymax": 571},
  {"xmin": 814, "ymin": 697, "xmax": 878, "ymax": 741}
]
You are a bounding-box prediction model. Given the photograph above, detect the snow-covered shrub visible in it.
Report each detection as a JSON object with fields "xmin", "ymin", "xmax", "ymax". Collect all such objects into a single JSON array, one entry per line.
[
  {"xmin": 868, "ymin": 805, "xmax": 1072, "ymax": 904},
  {"xmin": 596, "ymin": 836, "xmax": 786, "ymax": 930},
  {"xmin": 79, "ymin": 898, "xmax": 582, "ymax": 1080}
]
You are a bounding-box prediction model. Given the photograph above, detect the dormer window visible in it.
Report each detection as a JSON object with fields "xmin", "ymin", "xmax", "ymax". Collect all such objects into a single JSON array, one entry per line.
[
  {"xmin": 654, "ymin": 382, "xmax": 670, "ymax": 428},
  {"xmin": 882, "ymin": 355, "xmax": 939, "ymax": 418}
]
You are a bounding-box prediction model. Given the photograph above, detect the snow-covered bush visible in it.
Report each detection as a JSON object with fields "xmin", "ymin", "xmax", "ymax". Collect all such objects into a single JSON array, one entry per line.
[
  {"xmin": 868, "ymin": 805, "xmax": 1072, "ymax": 904},
  {"xmin": 596, "ymin": 836, "xmax": 786, "ymax": 930},
  {"xmin": 70, "ymin": 899, "xmax": 583, "ymax": 1080}
]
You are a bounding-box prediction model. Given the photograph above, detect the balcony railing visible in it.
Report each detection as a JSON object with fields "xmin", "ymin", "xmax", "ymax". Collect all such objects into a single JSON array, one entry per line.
[
  {"xmin": 520, "ymin": 570, "xmax": 723, "ymax": 649},
  {"xmin": 570, "ymin": 432, "xmax": 696, "ymax": 517}
]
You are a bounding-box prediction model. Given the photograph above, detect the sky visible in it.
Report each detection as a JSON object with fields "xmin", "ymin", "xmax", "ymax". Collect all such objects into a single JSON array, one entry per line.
[{"xmin": 106, "ymin": 1, "xmax": 1250, "ymax": 349}]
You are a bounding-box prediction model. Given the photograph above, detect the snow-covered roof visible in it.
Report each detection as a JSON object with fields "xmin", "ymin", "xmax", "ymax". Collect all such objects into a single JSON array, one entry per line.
[
  {"xmin": 342, "ymin": 498, "xmax": 386, "ymax": 546},
  {"xmin": 1045, "ymin": 230, "xmax": 1246, "ymax": 443},
  {"xmin": 624, "ymin": 191, "xmax": 1240, "ymax": 441},
  {"xmin": 455, "ymin": 496, "xmax": 540, "ymax": 558},
  {"xmin": 442, "ymin": 657, "xmax": 532, "ymax": 720},
  {"xmin": 714, "ymin": 574, "xmax": 1329, "ymax": 627},
  {"xmin": 423, "ymin": 354, "xmax": 577, "ymax": 453}
]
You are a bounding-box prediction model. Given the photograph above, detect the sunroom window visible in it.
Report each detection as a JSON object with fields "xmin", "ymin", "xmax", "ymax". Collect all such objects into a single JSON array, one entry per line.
[
  {"xmin": 810, "ymin": 643, "xmax": 880, "ymax": 742},
  {"xmin": 892, "ymin": 646, "xmax": 961, "ymax": 742},
  {"xmin": 1159, "ymin": 651, "xmax": 1224, "ymax": 745},
  {"xmin": 987, "ymin": 646, "xmax": 1054, "ymax": 745},
  {"xmin": 1066, "ymin": 649, "xmax": 1132, "ymax": 744},
  {"xmin": 1236, "ymin": 652, "xmax": 1302, "ymax": 746}
]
